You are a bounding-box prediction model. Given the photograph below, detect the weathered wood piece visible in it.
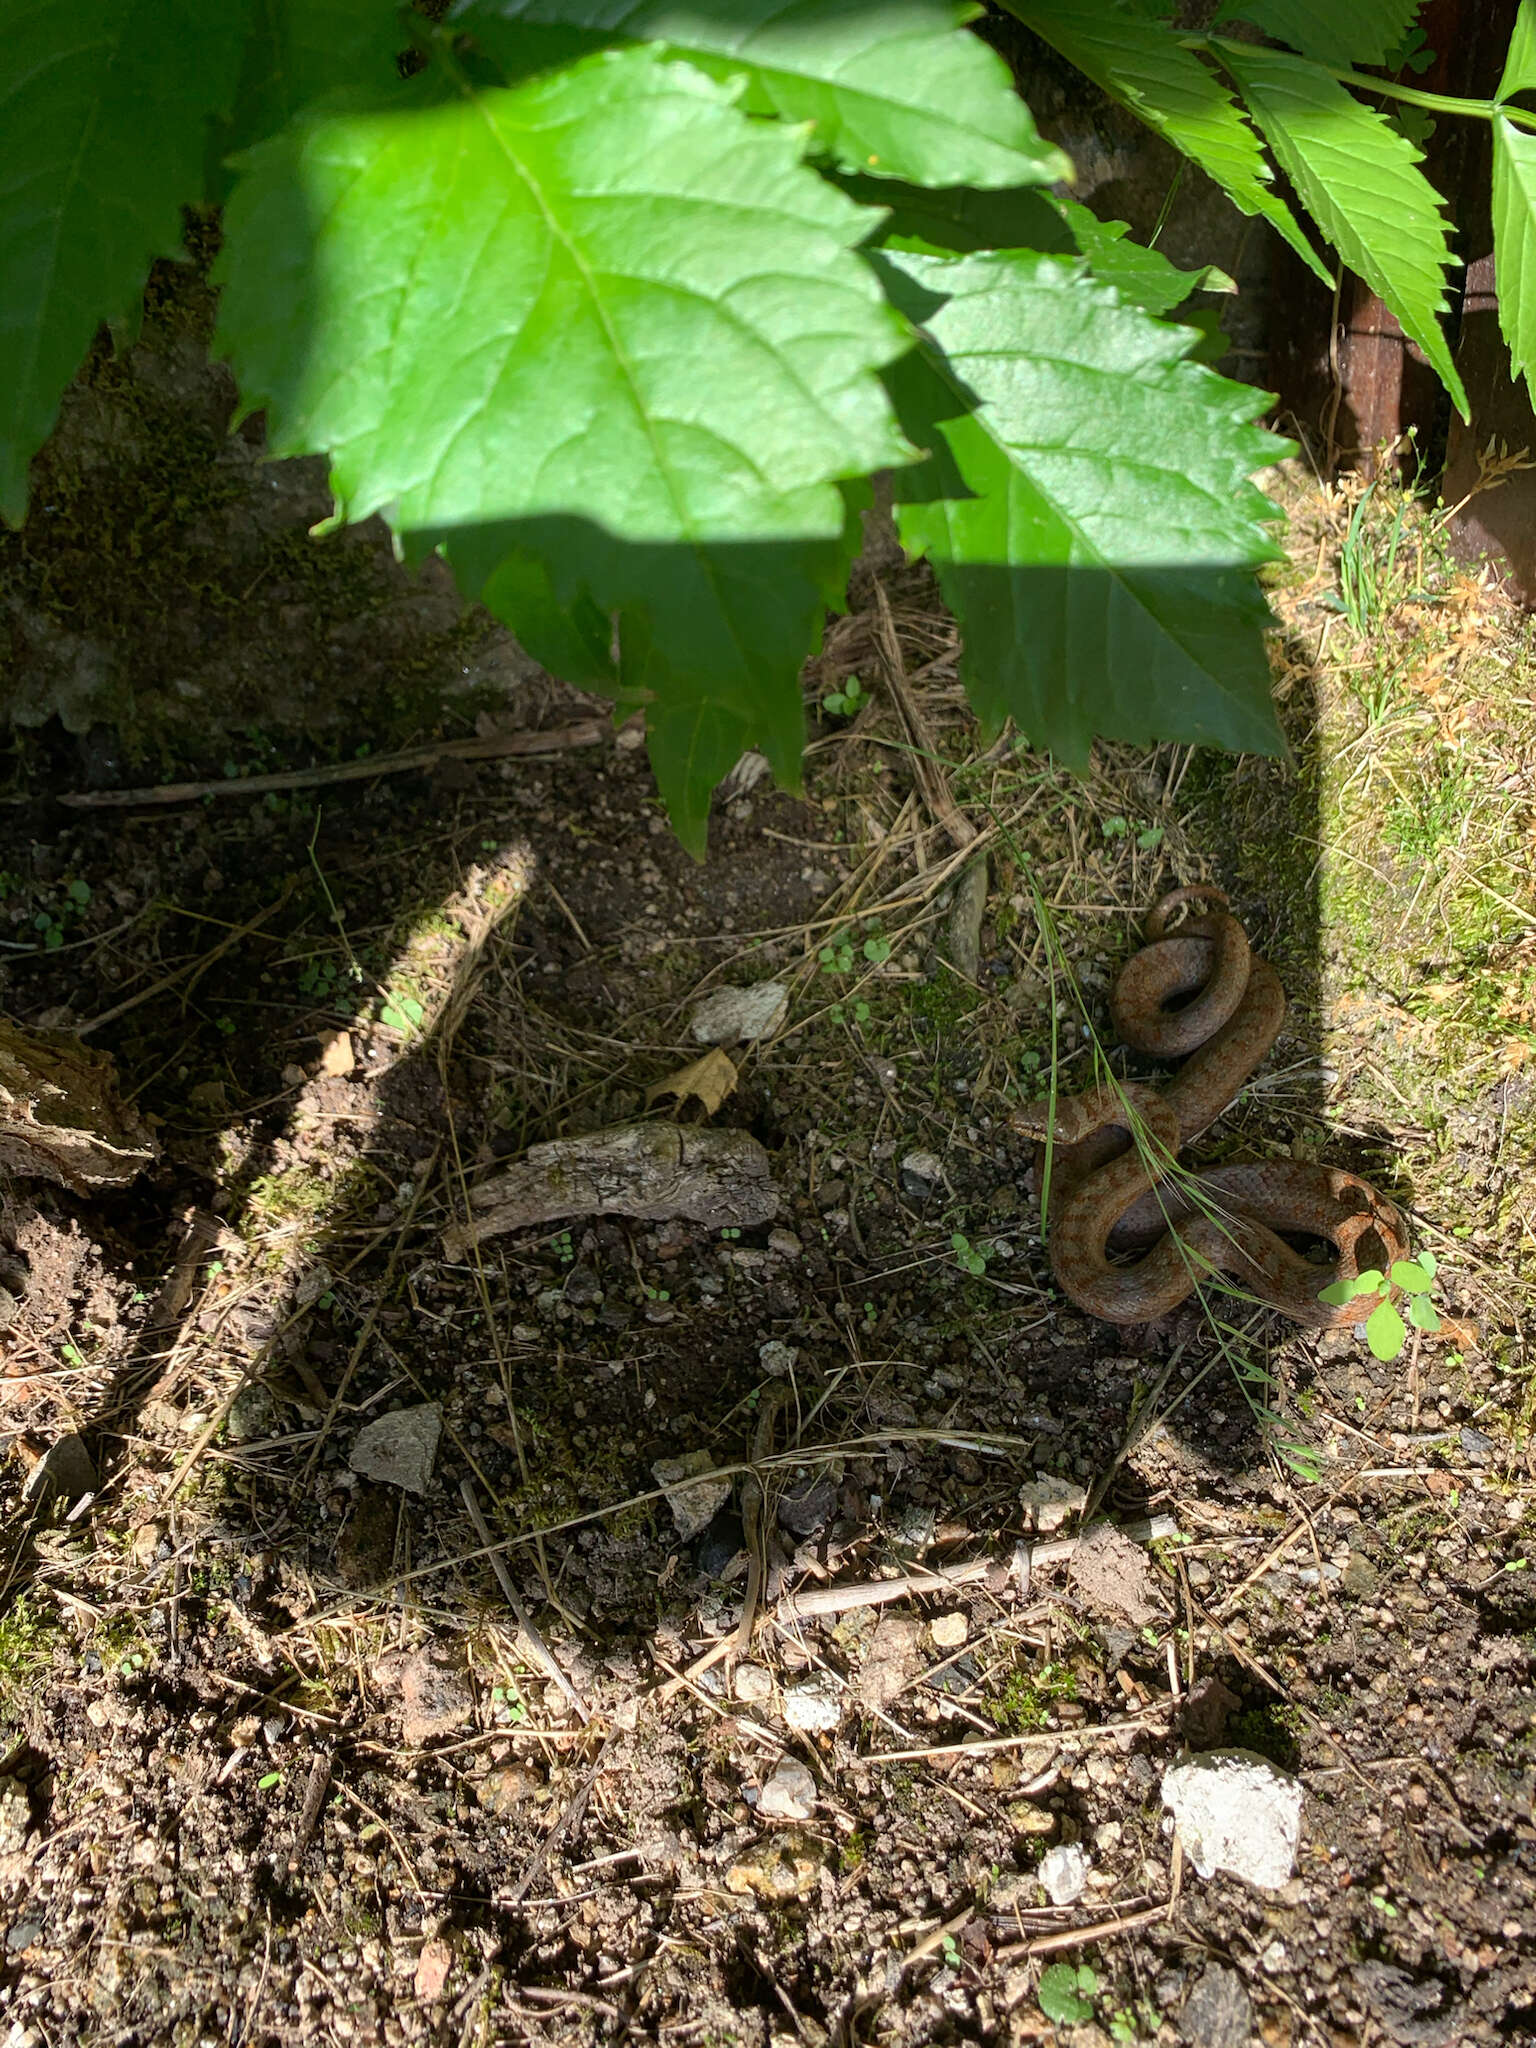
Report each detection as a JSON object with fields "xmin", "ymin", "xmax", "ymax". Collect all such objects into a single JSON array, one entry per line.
[
  {"xmin": 0, "ymin": 1021, "xmax": 157, "ymax": 1191},
  {"xmin": 442, "ymin": 1122, "xmax": 778, "ymax": 1258}
]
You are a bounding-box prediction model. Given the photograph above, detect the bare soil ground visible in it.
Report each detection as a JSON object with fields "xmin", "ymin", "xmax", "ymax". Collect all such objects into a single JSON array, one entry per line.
[{"xmin": 0, "ymin": 267, "xmax": 1532, "ymax": 2048}]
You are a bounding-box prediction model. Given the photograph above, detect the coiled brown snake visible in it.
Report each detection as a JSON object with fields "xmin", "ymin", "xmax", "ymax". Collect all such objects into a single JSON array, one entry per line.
[{"xmin": 1013, "ymin": 887, "xmax": 1409, "ymax": 1327}]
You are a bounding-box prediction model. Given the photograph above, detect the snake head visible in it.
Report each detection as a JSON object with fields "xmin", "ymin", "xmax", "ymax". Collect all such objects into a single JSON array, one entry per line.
[{"xmin": 1321, "ymin": 1181, "xmax": 1412, "ymax": 1316}]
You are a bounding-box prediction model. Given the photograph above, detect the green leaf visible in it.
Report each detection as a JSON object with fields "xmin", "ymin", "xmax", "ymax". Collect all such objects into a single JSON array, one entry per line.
[
  {"xmin": 1038, "ymin": 1962, "xmax": 1095, "ymax": 2025},
  {"xmin": 214, "ymin": 0, "xmax": 411, "ymax": 184},
  {"xmin": 880, "ymin": 248, "xmax": 1288, "ymax": 766},
  {"xmin": 0, "ymin": 0, "xmax": 253, "ymax": 522},
  {"xmin": 1500, "ymin": 0, "xmax": 1536, "ymax": 100},
  {"xmin": 1492, "ymin": 115, "xmax": 1536, "ymax": 403},
  {"xmin": 1216, "ymin": 0, "xmax": 1423, "ymax": 70},
  {"xmin": 1418, "ymin": 1249, "xmax": 1437, "ymax": 1277},
  {"xmin": 1408, "ymin": 1294, "xmax": 1441, "ymax": 1332},
  {"xmin": 1055, "ymin": 199, "xmax": 1236, "ymax": 315},
  {"xmin": 447, "ymin": 514, "xmax": 860, "ymax": 856},
  {"xmin": 215, "ymin": 47, "xmax": 914, "ymax": 540},
  {"xmin": 1317, "ymin": 1278, "xmax": 1356, "ymax": 1306},
  {"xmin": 450, "ymin": 0, "xmax": 1072, "ymax": 189},
  {"xmin": 1354, "ymin": 1269, "xmax": 1385, "ymax": 1293},
  {"xmin": 1218, "ymin": 44, "xmax": 1467, "ymax": 417},
  {"xmin": 1390, "ymin": 1258, "xmax": 1433, "ymax": 1293},
  {"xmin": 838, "ymin": 174, "xmax": 1075, "ymax": 257},
  {"xmin": 998, "ymin": 3, "xmax": 1329, "ymax": 284},
  {"xmin": 1366, "ymin": 1298, "xmax": 1407, "ymax": 1362}
]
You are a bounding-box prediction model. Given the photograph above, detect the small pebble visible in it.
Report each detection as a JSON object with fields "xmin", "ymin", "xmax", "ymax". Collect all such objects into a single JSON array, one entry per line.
[
  {"xmin": 733, "ymin": 1664, "xmax": 773, "ymax": 1704},
  {"xmin": 756, "ymin": 1758, "xmax": 817, "ymax": 1822},
  {"xmin": 930, "ymin": 1612, "xmax": 968, "ymax": 1649},
  {"xmin": 782, "ymin": 1676, "xmax": 841, "ymax": 1733},
  {"xmin": 1038, "ymin": 1842, "xmax": 1090, "ymax": 1905},
  {"xmin": 349, "ymin": 1403, "xmax": 442, "ymax": 1496}
]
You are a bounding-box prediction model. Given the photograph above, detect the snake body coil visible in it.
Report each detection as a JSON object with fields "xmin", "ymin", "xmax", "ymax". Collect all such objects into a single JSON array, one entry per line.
[{"xmin": 1014, "ymin": 888, "xmax": 1408, "ymax": 1327}]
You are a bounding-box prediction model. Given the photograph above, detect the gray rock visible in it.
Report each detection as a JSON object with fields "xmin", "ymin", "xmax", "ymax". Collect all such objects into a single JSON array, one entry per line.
[
  {"xmin": 652, "ymin": 1452, "xmax": 732, "ymax": 1541},
  {"xmin": 349, "ymin": 1404, "xmax": 442, "ymax": 1495},
  {"xmin": 899, "ymin": 1149, "xmax": 945, "ymax": 1199},
  {"xmin": 1183, "ymin": 1963, "xmax": 1252, "ymax": 2048},
  {"xmin": 1340, "ymin": 1547, "xmax": 1380, "ymax": 1599},
  {"xmin": 1162, "ymin": 1749, "xmax": 1302, "ymax": 1889},
  {"xmin": 690, "ymin": 982, "xmax": 789, "ymax": 1045},
  {"xmin": 732, "ymin": 1663, "xmax": 773, "ymax": 1704},
  {"xmin": 562, "ymin": 1263, "xmax": 603, "ymax": 1308},
  {"xmin": 777, "ymin": 1471, "xmax": 837, "ymax": 1538},
  {"xmin": 756, "ymin": 1758, "xmax": 817, "ymax": 1822},
  {"xmin": 22, "ymin": 1434, "xmax": 96, "ymax": 1506},
  {"xmin": 1357, "ymin": 1960, "xmax": 1463, "ymax": 2046},
  {"xmin": 782, "ymin": 1675, "xmax": 842, "ymax": 1733}
]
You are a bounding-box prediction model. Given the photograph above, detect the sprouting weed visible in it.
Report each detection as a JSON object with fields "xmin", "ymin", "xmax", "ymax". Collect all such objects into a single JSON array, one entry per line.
[
  {"xmin": 1319, "ymin": 1251, "xmax": 1442, "ymax": 1361},
  {"xmin": 951, "ymin": 1232, "xmax": 988, "ymax": 1279}
]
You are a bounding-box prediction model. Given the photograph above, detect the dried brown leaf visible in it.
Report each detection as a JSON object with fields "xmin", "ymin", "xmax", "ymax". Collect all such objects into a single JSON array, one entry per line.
[{"xmin": 645, "ymin": 1048, "xmax": 738, "ymax": 1116}]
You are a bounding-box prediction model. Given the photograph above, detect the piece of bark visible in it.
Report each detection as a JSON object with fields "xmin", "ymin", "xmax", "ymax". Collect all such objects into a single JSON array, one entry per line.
[
  {"xmin": 0, "ymin": 1022, "xmax": 157, "ymax": 1192},
  {"xmin": 443, "ymin": 1122, "xmax": 777, "ymax": 1257},
  {"xmin": 946, "ymin": 854, "xmax": 988, "ymax": 982}
]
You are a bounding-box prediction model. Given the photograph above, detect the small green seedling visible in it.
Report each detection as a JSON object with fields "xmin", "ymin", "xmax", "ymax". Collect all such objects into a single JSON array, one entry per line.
[
  {"xmin": 828, "ymin": 998, "xmax": 872, "ymax": 1027},
  {"xmin": 1101, "ymin": 815, "xmax": 1163, "ymax": 851},
  {"xmin": 1038, "ymin": 1962, "xmax": 1098, "ymax": 2026},
  {"xmin": 1319, "ymin": 1251, "xmax": 1441, "ymax": 1362},
  {"xmin": 818, "ymin": 935, "xmax": 856, "ymax": 975},
  {"xmin": 862, "ymin": 934, "xmax": 892, "ymax": 965},
  {"xmin": 380, "ymin": 993, "xmax": 426, "ymax": 1034},
  {"xmin": 822, "ymin": 674, "xmax": 865, "ymax": 717},
  {"xmin": 951, "ymin": 1232, "xmax": 988, "ymax": 1279}
]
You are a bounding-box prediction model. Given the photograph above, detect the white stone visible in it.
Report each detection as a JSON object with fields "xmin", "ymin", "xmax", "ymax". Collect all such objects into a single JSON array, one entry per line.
[
  {"xmin": 757, "ymin": 1339, "xmax": 798, "ymax": 1378},
  {"xmin": 1037, "ymin": 1842, "xmax": 1090, "ymax": 1905},
  {"xmin": 931, "ymin": 1611, "xmax": 968, "ymax": 1649},
  {"xmin": 349, "ymin": 1404, "xmax": 442, "ymax": 1495},
  {"xmin": 690, "ymin": 982, "xmax": 789, "ymax": 1045},
  {"xmin": 733, "ymin": 1663, "xmax": 774, "ymax": 1704},
  {"xmin": 782, "ymin": 1676, "xmax": 842, "ymax": 1733},
  {"xmin": 651, "ymin": 1452, "xmax": 732, "ymax": 1541},
  {"xmin": 756, "ymin": 1758, "xmax": 817, "ymax": 1822},
  {"xmin": 1019, "ymin": 1474, "xmax": 1087, "ymax": 1533},
  {"xmin": 1161, "ymin": 1749, "xmax": 1303, "ymax": 1890}
]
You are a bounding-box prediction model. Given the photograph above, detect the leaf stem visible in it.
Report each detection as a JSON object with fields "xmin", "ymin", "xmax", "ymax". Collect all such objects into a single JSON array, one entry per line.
[{"xmin": 1189, "ymin": 34, "xmax": 1536, "ymax": 132}]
